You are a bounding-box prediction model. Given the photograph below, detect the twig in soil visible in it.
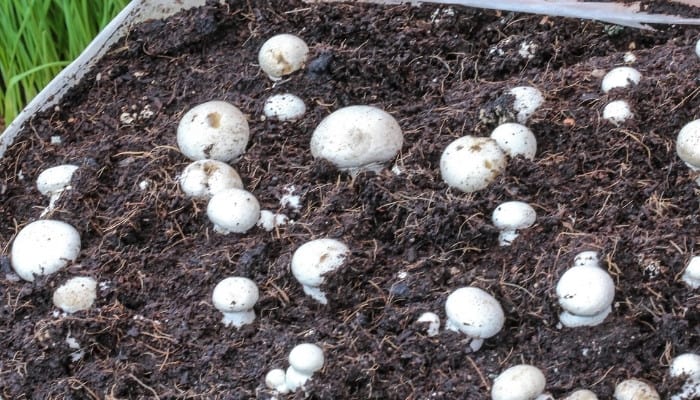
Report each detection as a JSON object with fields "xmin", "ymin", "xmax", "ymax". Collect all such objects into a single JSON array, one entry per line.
[
  {"xmin": 466, "ymin": 355, "xmax": 490, "ymax": 391},
  {"xmin": 127, "ymin": 373, "xmax": 160, "ymax": 399}
]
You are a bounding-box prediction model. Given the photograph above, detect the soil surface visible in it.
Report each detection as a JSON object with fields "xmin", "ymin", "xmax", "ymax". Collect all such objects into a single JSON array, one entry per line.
[{"xmin": 1, "ymin": 1, "xmax": 699, "ymax": 399}]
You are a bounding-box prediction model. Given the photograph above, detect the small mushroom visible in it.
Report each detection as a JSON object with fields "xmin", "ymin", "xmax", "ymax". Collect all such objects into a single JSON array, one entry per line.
[
  {"xmin": 614, "ymin": 379, "xmax": 659, "ymax": 400},
  {"xmin": 291, "ymin": 238, "xmax": 349, "ymax": 304},
  {"xmin": 556, "ymin": 252, "xmax": 615, "ymax": 328},
  {"xmin": 207, "ymin": 188, "xmax": 260, "ymax": 234},
  {"xmin": 492, "ymin": 201, "xmax": 536, "ymax": 246},
  {"xmin": 676, "ymin": 119, "xmax": 700, "ymax": 184},
  {"xmin": 179, "ymin": 159, "xmax": 243, "ymax": 198},
  {"xmin": 440, "ymin": 136, "xmax": 507, "ymax": 193},
  {"xmin": 265, "ymin": 368, "xmax": 290, "ymax": 394},
  {"xmin": 491, "ymin": 364, "xmax": 547, "ymax": 400},
  {"xmin": 263, "ymin": 93, "xmax": 306, "ymax": 121},
  {"xmin": 562, "ymin": 389, "xmax": 598, "ymax": 400},
  {"xmin": 509, "ymin": 86, "xmax": 544, "ymax": 123},
  {"xmin": 177, "ymin": 100, "xmax": 249, "ymax": 162},
  {"xmin": 603, "ymin": 100, "xmax": 633, "ymax": 126},
  {"xmin": 211, "ymin": 277, "xmax": 259, "ymax": 328},
  {"xmin": 445, "ymin": 286, "xmax": 505, "ymax": 351},
  {"xmin": 490, "ymin": 122, "xmax": 537, "ymax": 160},
  {"xmin": 416, "ymin": 312, "xmax": 440, "ymax": 337},
  {"xmin": 669, "ymin": 353, "xmax": 700, "ymax": 400},
  {"xmin": 258, "ymin": 34, "xmax": 309, "ymax": 80},
  {"xmin": 53, "ymin": 276, "xmax": 97, "ymax": 313},
  {"xmin": 285, "ymin": 343, "xmax": 325, "ymax": 392},
  {"xmin": 601, "ymin": 67, "xmax": 641, "ymax": 93}
]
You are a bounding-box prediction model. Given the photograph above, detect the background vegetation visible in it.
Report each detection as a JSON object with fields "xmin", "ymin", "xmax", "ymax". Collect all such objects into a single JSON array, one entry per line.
[{"xmin": 0, "ymin": 0, "xmax": 129, "ymax": 129}]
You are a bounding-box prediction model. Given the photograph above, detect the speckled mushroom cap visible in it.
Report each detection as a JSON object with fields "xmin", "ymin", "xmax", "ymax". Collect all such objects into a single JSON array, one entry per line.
[
  {"xmin": 445, "ymin": 286, "xmax": 505, "ymax": 339},
  {"xmin": 677, "ymin": 119, "xmax": 700, "ymax": 169}
]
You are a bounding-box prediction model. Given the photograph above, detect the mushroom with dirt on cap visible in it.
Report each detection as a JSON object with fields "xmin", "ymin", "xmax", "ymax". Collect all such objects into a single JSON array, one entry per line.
[{"xmin": 445, "ymin": 286, "xmax": 505, "ymax": 351}]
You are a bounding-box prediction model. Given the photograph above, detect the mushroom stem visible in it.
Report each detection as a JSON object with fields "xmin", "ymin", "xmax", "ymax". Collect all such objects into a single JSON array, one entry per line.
[{"xmin": 221, "ymin": 310, "xmax": 256, "ymax": 328}]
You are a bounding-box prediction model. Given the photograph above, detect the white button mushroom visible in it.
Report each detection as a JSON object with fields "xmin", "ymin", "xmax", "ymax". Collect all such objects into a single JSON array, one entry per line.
[
  {"xmin": 440, "ymin": 136, "xmax": 507, "ymax": 193},
  {"xmin": 445, "ymin": 287, "xmax": 505, "ymax": 351},
  {"xmin": 263, "ymin": 93, "xmax": 306, "ymax": 121},
  {"xmin": 492, "ymin": 201, "xmax": 536, "ymax": 246},
  {"xmin": 310, "ymin": 105, "xmax": 403, "ymax": 174},
  {"xmin": 37, "ymin": 164, "xmax": 78, "ymax": 196},
  {"xmin": 556, "ymin": 261, "xmax": 615, "ymax": 328},
  {"xmin": 614, "ymin": 379, "xmax": 659, "ymax": 400},
  {"xmin": 681, "ymin": 256, "xmax": 700, "ymax": 289},
  {"xmin": 11, "ymin": 220, "xmax": 81, "ymax": 282},
  {"xmin": 509, "ymin": 86, "xmax": 544, "ymax": 123},
  {"xmin": 677, "ymin": 120, "xmax": 700, "ymax": 173},
  {"xmin": 695, "ymin": 39, "xmax": 700, "ymax": 59},
  {"xmin": 601, "ymin": 67, "xmax": 641, "ymax": 93},
  {"xmin": 177, "ymin": 100, "xmax": 249, "ymax": 162},
  {"xmin": 417, "ymin": 312, "xmax": 441, "ymax": 337},
  {"xmin": 603, "ymin": 100, "xmax": 633, "ymax": 126},
  {"xmin": 490, "ymin": 123, "xmax": 537, "ymax": 160},
  {"xmin": 53, "ymin": 276, "xmax": 97, "ymax": 313},
  {"xmin": 179, "ymin": 159, "xmax": 243, "ymax": 199},
  {"xmin": 562, "ymin": 389, "xmax": 598, "ymax": 400},
  {"xmin": 285, "ymin": 343, "xmax": 325, "ymax": 392},
  {"xmin": 207, "ymin": 188, "xmax": 260, "ymax": 234},
  {"xmin": 670, "ymin": 353, "xmax": 700, "ymax": 400},
  {"xmin": 265, "ymin": 368, "xmax": 290, "ymax": 394},
  {"xmin": 211, "ymin": 277, "xmax": 259, "ymax": 328},
  {"xmin": 491, "ymin": 364, "xmax": 546, "ymax": 400},
  {"xmin": 291, "ymin": 238, "xmax": 349, "ymax": 304},
  {"xmin": 258, "ymin": 34, "xmax": 309, "ymax": 81}
]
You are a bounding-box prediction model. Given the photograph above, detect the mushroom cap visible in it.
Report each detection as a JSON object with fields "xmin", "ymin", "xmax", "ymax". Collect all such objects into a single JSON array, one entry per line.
[
  {"xmin": 614, "ymin": 379, "xmax": 659, "ymax": 400},
  {"xmin": 258, "ymin": 34, "xmax": 309, "ymax": 80},
  {"xmin": 310, "ymin": 105, "xmax": 403, "ymax": 171},
  {"xmin": 670, "ymin": 353, "xmax": 700, "ymax": 380},
  {"xmin": 11, "ymin": 219, "xmax": 81, "ymax": 282},
  {"xmin": 416, "ymin": 312, "xmax": 441, "ymax": 337},
  {"xmin": 288, "ymin": 343, "xmax": 325, "ymax": 373},
  {"xmin": 176, "ymin": 100, "xmax": 249, "ymax": 162},
  {"xmin": 265, "ymin": 368, "xmax": 289, "ymax": 393},
  {"xmin": 445, "ymin": 286, "xmax": 505, "ymax": 339},
  {"xmin": 603, "ymin": 100, "xmax": 633, "ymax": 126},
  {"xmin": 562, "ymin": 389, "xmax": 598, "ymax": 400},
  {"xmin": 263, "ymin": 93, "xmax": 306, "ymax": 121},
  {"xmin": 36, "ymin": 164, "xmax": 79, "ymax": 196},
  {"xmin": 179, "ymin": 159, "xmax": 243, "ymax": 198},
  {"xmin": 601, "ymin": 67, "xmax": 641, "ymax": 93},
  {"xmin": 207, "ymin": 188, "xmax": 260, "ymax": 234},
  {"xmin": 491, "ymin": 364, "xmax": 546, "ymax": 400},
  {"xmin": 682, "ymin": 256, "xmax": 700, "ymax": 288},
  {"xmin": 440, "ymin": 136, "xmax": 507, "ymax": 193},
  {"xmin": 492, "ymin": 201, "xmax": 537, "ymax": 231},
  {"xmin": 291, "ymin": 238, "xmax": 349, "ymax": 288},
  {"xmin": 676, "ymin": 119, "xmax": 700, "ymax": 169},
  {"xmin": 490, "ymin": 123, "xmax": 537, "ymax": 160},
  {"xmin": 556, "ymin": 265, "xmax": 615, "ymax": 317},
  {"xmin": 212, "ymin": 277, "xmax": 259, "ymax": 313},
  {"xmin": 53, "ymin": 276, "xmax": 97, "ymax": 313},
  {"xmin": 508, "ymin": 86, "xmax": 544, "ymax": 123}
]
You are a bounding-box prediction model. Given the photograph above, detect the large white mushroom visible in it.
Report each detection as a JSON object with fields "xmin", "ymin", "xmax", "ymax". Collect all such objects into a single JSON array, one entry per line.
[
  {"xmin": 179, "ymin": 159, "xmax": 243, "ymax": 198},
  {"xmin": 291, "ymin": 238, "xmax": 349, "ymax": 304},
  {"xmin": 258, "ymin": 34, "xmax": 309, "ymax": 80},
  {"xmin": 310, "ymin": 105, "xmax": 403, "ymax": 174},
  {"xmin": 491, "ymin": 364, "xmax": 547, "ymax": 400},
  {"xmin": 177, "ymin": 100, "xmax": 249, "ymax": 162},
  {"xmin": 11, "ymin": 220, "xmax": 81, "ymax": 282},
  {"xmin": 211, "ymin": 277, "xmax": 259, "ymax": 328},
  {"xmin": 440, "ymin": 136, "xmax": 507, "ymax": 193},
  {"xmin": 445, "ymin": 286, "xmax": 505, "ymax": 351},
  {"xmin": 556, "ymin": 257, "xmax": 615, "ymax": 328}
]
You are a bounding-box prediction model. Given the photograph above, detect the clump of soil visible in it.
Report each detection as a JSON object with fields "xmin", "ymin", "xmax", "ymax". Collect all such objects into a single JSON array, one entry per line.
[{"xmin": 1, "ymin": 1, "xmax": 699, "ymax": 398}]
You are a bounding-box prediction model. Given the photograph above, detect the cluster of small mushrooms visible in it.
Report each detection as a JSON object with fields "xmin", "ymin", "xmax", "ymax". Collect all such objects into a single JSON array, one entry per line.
[{"xmin": 7, "ymin": 26, "xmax": 700, "ymax": 400}]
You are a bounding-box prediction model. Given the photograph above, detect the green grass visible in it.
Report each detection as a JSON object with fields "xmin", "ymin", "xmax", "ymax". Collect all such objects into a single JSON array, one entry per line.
[{"xmin": 0, "ymin": 0, "xmax": 129, "ymax": 128}]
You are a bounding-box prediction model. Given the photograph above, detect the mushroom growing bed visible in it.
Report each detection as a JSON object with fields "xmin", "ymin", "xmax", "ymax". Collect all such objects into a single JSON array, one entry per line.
[{"xmin": 1, "ymin": 0, "xmax": 699, "ymax": 398}]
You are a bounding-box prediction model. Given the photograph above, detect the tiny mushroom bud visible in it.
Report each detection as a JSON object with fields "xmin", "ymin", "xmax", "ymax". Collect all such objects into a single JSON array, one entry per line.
[
  {"xmin": 614, "ymin": 379, "xmax": 660, "ymax": 400},
  {"xmin": 669, "ymin": 353, "xmax": 700, "ymax": 400},
  {"xmin": 445, "ymin": 287, "xmax": 505, "ymax": 351},
  {"xmin": 263, "ymin": 93, "xmax": 306, "ymax": 121},
  {"xmin": 440, "ymin": 136, "xmax": 507, "ymax": 193},
  {"xmin": 492, "ymin": 201, "xmax": 537, "ymax": 246},
  {"xmin": 265, "ymin": 368, "xmax": 290, "ymax": 394},
  {"xmin": 212, "ymin": 277, "xmax": 259, "ymax": 328},
  {"xmin": 556, "ymin": 254, "xmax": 615, "ymax": 328},
  {"xmin": 416, "ymin": 312, "xmax": 440, "ymax": 337},
  {"xmin": 491, "ymin": 364, "xmax": 546, "ymax": 400},
  {"xmin": 258, "ymin": 34, "xmax": 309, "ymax": 80},
  {"xmin": 177, "ymin": 100, "xmax": 249, "ymax": 162},
  {"xmin": 310, "ymin": 105, "xmax": 403, "ymax": 174},
  {"xmin": 509, "ymin": 86, "xmax": 544, "ymax": 123},
  {"xmin": 207, "ymin": 188, "xmax": 260, "ymax": 234},
  {"xmin": 603, "ymin": 100, "xmax": 633, "ymax": 126},
  {"xmin": 676, "ymin": 119, "xmax": 700, "ymax": 172},
  {"xmin": 179, "ymin": 159, "xmax": 243, "ymax": 198},
  {"xmin": 53, "ymin": 276, "xmax": 97, "ymax": 313},
  {"xmin": 291, "ymin": 238, "xmax": 349, "ymax": 304},
  {"xmin": 11, "ymin": 220, "xmax": 81, "ymax": 282},
  {"xmin": 563, "ymin": 389, "xmax": 598, "ymax": 400},
  {"xmin": 490, "ymin": 123, "xmax": 537, "ymax": 160},
  {"xmin": 682, "ymin": 256, "xmax": 700, "ymax": 288},
  {"xmin": 36, "ymin": 164, "xmax": 78, "ymax": 196},
  {"xmin": 285, "ymin": 343, "xmax": 325, "ymax": 392},
  {"xmin": 601, "ymin": 67, "xmax": 641, "ymax": 93}
]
